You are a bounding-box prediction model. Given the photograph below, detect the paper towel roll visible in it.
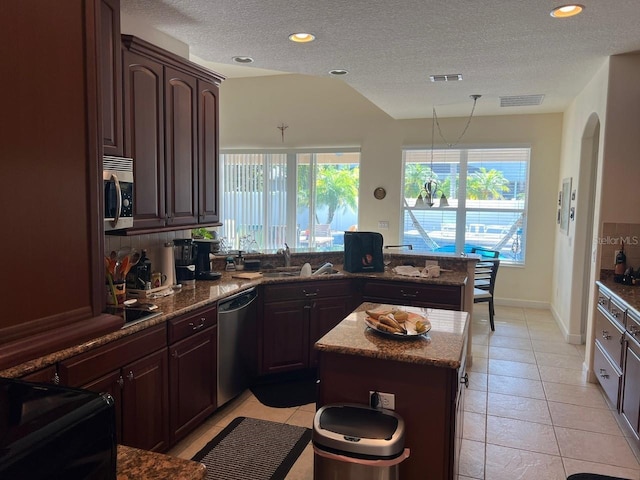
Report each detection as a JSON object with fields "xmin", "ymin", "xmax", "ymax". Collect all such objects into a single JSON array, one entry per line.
[{"xmin": 158, "ymin": 242, "xmax": 176, "ymax": 287}]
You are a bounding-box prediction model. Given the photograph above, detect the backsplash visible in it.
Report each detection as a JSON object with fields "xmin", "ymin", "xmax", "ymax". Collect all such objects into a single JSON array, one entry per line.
[
  {"xmin": 600, "ymin": 223, "xmax": 640, "ymax": 271},
  {"xmin": 104, "ymin": 230, "xmax": 191, "ymax": 268}
]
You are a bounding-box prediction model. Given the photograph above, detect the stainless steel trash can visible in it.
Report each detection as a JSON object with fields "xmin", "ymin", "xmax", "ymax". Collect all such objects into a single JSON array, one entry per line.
[{"xmin": 313, "ymin": 403, "xmax": 410, "ymax": 480}]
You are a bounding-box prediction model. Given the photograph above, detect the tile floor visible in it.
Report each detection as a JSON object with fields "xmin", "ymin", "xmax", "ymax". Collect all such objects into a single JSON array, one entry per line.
[{"xmin": 168, "ymin": 306, "xmax": 640, "ymax": 479}]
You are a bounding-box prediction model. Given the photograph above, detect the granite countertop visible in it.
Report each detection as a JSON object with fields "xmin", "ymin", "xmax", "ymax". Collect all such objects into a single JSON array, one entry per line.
[
  {"xmin": 314, "ymin": 302, "xmax": 469, "ymax": 369},
  {"xmin": 117, "ymin": 445, "xmax": 205, "ymax": 480},
  {"xmin": 597, "ymin": 277, "xmax": 640, "ymax": 313},
  {"xmin": 1, "ymin": 263, "xmax": 468, "ymax": 378}
]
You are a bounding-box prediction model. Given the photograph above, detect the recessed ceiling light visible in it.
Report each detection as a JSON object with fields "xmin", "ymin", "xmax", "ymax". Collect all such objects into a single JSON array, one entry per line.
[
  {"xmin": 329, "ymin": 69, "xmax": 348, "ymax": 76},
  {"xmin": 550, "ymin": 4, "xmax": 584, "ymax": 18},
  {"xmin": 232, "ymin": 56, "xmax": 254, "ymax": 64},
  {"xmin": 288, "ymin": 32, "xmax": 315, "ymax": 43}
]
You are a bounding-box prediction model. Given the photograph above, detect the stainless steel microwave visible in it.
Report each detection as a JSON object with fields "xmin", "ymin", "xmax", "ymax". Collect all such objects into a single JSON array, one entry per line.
[{"xmin": 103, "ymin": 156, "xmax": 134, "ymax": 231}]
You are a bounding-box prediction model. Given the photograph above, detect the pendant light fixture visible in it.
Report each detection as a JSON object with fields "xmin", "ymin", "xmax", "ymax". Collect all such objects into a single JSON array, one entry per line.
[{"xmin": 416, "ymin": 94, "xmax": 481, "ymax": 208}]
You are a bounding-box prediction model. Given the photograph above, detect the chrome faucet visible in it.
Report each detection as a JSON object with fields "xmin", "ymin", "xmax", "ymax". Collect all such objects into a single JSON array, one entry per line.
[{"xmin": 283, "ymin": 243, "xmax": 291, "ymax": 267}]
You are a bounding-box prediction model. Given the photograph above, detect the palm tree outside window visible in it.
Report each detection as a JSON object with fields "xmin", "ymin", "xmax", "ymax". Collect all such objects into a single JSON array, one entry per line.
[
  {"xmin": 220, "ymin": 150, "xmax": 360, "ymax": 252},
  {"xmin": 402, "ymin": 147, "xmax": 529, "ymax": 265}
]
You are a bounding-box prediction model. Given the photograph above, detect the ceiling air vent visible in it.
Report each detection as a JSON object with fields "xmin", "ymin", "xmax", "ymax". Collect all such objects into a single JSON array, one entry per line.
[
  {"xmin": 429, "ymin": 74, "xmax": 463, "ymax": 82},
  {"xmin": 500, "ymin": 94, "xmax": 545, "ymax": 107}
]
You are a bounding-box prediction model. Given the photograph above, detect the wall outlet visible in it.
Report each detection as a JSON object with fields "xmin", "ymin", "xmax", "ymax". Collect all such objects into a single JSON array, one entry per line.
[
  {"xmin": 369, "ymin": 391, "xmax": 395, "ymax": 410},
  {"xmin": 378, "ymin": 220, "xmax": 389, "ymax": 229}
]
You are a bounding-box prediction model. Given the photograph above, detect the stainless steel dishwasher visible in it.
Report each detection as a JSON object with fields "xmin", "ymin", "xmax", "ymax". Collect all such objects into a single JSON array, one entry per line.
[{"xmin": 217, "ymin": 287, "xmax": 258, "ymax": 406}]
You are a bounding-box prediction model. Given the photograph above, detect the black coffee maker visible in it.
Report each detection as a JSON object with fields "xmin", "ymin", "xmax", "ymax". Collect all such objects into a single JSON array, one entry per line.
[
  {"xmin": 194, "ymin": 239, "xmax": 222, "ymax": 280},
  {"xmin": 174, "ymin": 239, "xmax": 197, "ymax": 288}
]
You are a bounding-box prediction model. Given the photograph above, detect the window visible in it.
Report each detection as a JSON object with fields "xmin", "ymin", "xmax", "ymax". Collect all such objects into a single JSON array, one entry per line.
[
  {"xmin": 402, "ymin": 147, "xmax": 529, "ymax": 264},
  {"xmin": 220, "ymin": 150, "xmax": 359, "ymax": 252}
]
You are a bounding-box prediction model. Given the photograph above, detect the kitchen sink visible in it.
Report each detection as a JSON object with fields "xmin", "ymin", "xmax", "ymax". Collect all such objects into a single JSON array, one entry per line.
[
  {"xmin": 262, "ymin": 268, "xmax": 342, "ymax": 278},
  {"xmin": 262, "ymin": 271, "xmax": 299, "ymax": 277}
]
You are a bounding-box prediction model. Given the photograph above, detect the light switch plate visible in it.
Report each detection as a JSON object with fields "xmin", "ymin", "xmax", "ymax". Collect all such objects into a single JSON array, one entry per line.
[{"xmin": 378, "ymin": 220, "xmax": 389, "ymax": 229}]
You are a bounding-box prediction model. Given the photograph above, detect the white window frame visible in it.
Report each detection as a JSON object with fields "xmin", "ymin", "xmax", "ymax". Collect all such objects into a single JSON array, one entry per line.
[{"xmin": 401, "ymin": 145, "xmax": 530, "ymax": 265}]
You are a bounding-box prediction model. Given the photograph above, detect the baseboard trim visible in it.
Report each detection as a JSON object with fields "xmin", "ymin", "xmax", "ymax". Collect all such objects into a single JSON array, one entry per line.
[{"xmin": 494, "ymin": 297, "xmax": 550, "ymax": 309}]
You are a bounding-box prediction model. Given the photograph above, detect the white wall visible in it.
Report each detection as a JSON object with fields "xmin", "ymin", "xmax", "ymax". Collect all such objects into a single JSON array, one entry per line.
[
  {"xmin": 220, "ymin": 74, "xmax": 564, "ymax": 306},
  {"xmin": 552, "ymin": 59, "xmax": 609, "ymax": 347}
]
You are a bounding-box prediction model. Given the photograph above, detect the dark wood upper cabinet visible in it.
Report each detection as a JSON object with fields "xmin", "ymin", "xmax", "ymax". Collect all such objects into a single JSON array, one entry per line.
[
  {"xmin": 165, "ymin": 67, "xmax": 199, "ymax": 227},
  {"xmin": 198, "ymin": 80, "xmax": 220, "ymax": 224},
  {"xmin": 123, "ymin": 49, "xmax": 167, "ymax": 230},
  {"xmin": 118, "ymin": 35, "xmax": 224, "ymax": 235},
  {"xmin": 99, "ymin": 0, "xmax": 123, "ymax": 156}
]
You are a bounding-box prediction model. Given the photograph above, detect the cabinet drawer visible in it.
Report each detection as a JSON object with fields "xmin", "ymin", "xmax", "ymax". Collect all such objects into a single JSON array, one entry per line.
[
  {"xmin": 363, "ymin": 280, "xmax": 462, "ymax": 309},
  {"xmin": 168, "ymin": 305, "xmax": 217, "ymax": 344},
  {"xmin": 594, "ymin": 341, "xmax": 622, "ymax": 408},
  {"xmin": 59, "ymin": 324, "xmax": 166, "ymax": 387},
  {"xmin": 595, "ymin": 307, "xmax": 624, "ymax": 369},
  {"xmin": 627, "ymin": 308, "xmax": 640, "ymax": 341},
  {"xmin": 596, "ymin": 290, "xmax": 610, "ymax": 310},
  {"xmin": 263, "ymin": 280, "xmax": 353, "ymax": 303},
  {"xmin": 608, "ymin": 298, "xmax": 626, "ymax": 328}
]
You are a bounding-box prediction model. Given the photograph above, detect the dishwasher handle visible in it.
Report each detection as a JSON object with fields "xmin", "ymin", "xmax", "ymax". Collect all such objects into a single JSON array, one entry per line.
[{"xmin": 218, "ymin": 287, "xmax": 258, "ymax": 314}]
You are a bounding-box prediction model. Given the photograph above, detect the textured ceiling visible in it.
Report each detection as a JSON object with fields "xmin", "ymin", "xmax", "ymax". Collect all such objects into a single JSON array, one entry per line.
[{"xmin": 121, "ymin": 0, "xmax": 640, "ymax": 118}]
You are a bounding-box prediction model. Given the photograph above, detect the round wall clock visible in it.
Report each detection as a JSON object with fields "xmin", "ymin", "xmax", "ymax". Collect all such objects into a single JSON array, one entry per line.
[{"xmin": 373, "ymin": 187, "xmax": 386, "ymax": 200}]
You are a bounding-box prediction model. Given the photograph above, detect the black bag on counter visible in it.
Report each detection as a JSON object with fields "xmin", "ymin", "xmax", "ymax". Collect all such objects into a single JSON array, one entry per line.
[{"xmin": 343, "ymin": 231, "xmax": 384, "ymax": 273}]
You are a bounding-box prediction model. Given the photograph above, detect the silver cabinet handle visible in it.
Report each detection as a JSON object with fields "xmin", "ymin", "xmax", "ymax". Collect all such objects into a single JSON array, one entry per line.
[
  {"xmin": 610, "ymin": 310, "xmax": 620, "ymax": 318},
  {"xmin": 117, "ymin": 375, "xmax": 124, "ymax": 388},
  {"xmin": 602, "ymin": 330, "xmax": 611, "ymax": 340},
  {"xmin": 303, "ymin": 289, "xmax": 318, "ymax": 297},
  {"xmin": 189, "ymin": 318, "xmax": 206, "ymax": 330},
  {"xmin": 598, "ymin": 298, "xmax": 607, "ymax": 305},
  {"xmin": 172, "ymin": 350, "xmax": 179, "ymax": 358},
  {"xmin": 460, "ymin": 373, "xmax": 469, "ymax": 388},
  {"xmin": 400, "ymin": 289, "xmax": 418, "ymax": 298},
  {"xmin": 127, "ymin": 371, "xmax": 134, "ymax": 381},
  {"xmin": 52, "ymin": 372, "xmax": 60, "ymax": 385}
]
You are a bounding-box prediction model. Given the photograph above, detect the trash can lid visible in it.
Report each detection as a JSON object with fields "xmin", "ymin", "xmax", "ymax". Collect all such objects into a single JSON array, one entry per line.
[{"xmin": 313, "ymin": 404, "xmax": 405, "ymax": 459}]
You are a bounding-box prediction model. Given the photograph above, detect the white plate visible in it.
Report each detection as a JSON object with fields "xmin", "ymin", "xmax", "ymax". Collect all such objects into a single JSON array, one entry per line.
[{"xmin": 364, "ymin": 313, "xmax": 431, "ymax": 339}]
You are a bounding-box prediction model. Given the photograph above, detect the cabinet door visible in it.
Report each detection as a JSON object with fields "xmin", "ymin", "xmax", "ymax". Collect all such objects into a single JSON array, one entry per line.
[
  {"xmin": 99, "ymin": 0, "xmax": 122, "ymax": 156},
  {"xmin": 309, "ymin": 297, "xmax": 351, "ymax": 367},
  {"xmin": 622, "ymin": 339, "xmax": 640, "ymax": 437},
  {"xmin": 198, "ymin": 80, "xmax": 219, "ymax": 224},
  {"xmin": 165, "ymin": 67, "xmax": 198, "ymax": 227},
  {"xmin": 262, "ymin": 300, "xmax": 309, "ymax": 374},
  {"xmin": 123, "ymin": 49, "xmax": 166, "ymax": 230},
  {"xmin": 83, "ymin": 370, "xmax": 124, "ymax": 442},
  {"xmin": 121, "ymin": 347, "xmax": 169, "ymax": 451},
  {"xmin": 169, "ymin": 325, "xmax": 217, "ymax": 444},
  {"xmin": 0, "ymin": 0, "xmax": 103, "ymax": 364}
]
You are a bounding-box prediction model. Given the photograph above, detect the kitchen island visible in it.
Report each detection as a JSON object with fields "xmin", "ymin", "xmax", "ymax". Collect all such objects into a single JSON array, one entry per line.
[{"xmin": 315, "ymin": 302, "xmax": 469, "ymax": 480}]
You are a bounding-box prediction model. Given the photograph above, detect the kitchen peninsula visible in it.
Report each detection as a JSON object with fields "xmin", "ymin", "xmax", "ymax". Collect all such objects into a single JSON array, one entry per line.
[{"xmin": 315, "ymin": 303, "xmax": 469, "ymax": 480}]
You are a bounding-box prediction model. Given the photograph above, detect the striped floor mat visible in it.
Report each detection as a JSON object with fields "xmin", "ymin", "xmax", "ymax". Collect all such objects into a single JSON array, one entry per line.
[{"xmin": 192, "ymin": 417, "xmax": 312, "ymax": 480}]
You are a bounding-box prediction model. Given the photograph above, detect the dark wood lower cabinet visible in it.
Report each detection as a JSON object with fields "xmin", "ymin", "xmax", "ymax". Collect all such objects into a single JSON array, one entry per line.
[
  {"xmin": 261, "ymin": 280, "xmax": 355, "ymax": 374},
  {"xmin": 168, "ymin": 325, "xmax": 217, "ymax": 444},
  {"xmin": 58, "ymin": 325, "xmax": 169, "ymax": 452},
  {"xmin": 318, "ymin": 351, "xmax": 465, "ymax": 480},
  {"xmin": 362, "ymin": 280, "xmax": 463, "ymax": 310},
  {"xmin": 121, "ymin": 348, "xmax": 169, "ymax": 451}
]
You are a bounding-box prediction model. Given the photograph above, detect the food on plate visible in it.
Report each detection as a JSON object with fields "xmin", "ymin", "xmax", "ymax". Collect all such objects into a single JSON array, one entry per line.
[
  {"xmin": 378, "ymin": 314, "xmax": 406, "ymax": 332},
  {"xmin": 392, "ymin": 310, "xmax": 408, "ymax": 322},
  {"xmin": 365, "ymin": 309, "xmax": 392, "ymax": 320},
  {"xmin": 415, "ymin": 320, "xmax": 428, "ymax": 333}
]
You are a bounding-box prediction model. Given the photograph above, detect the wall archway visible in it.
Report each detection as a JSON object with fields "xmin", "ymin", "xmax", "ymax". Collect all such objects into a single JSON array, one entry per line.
[{"xmin": 569, "ymin": 112, "xmax": 600, "ymax": 342}]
